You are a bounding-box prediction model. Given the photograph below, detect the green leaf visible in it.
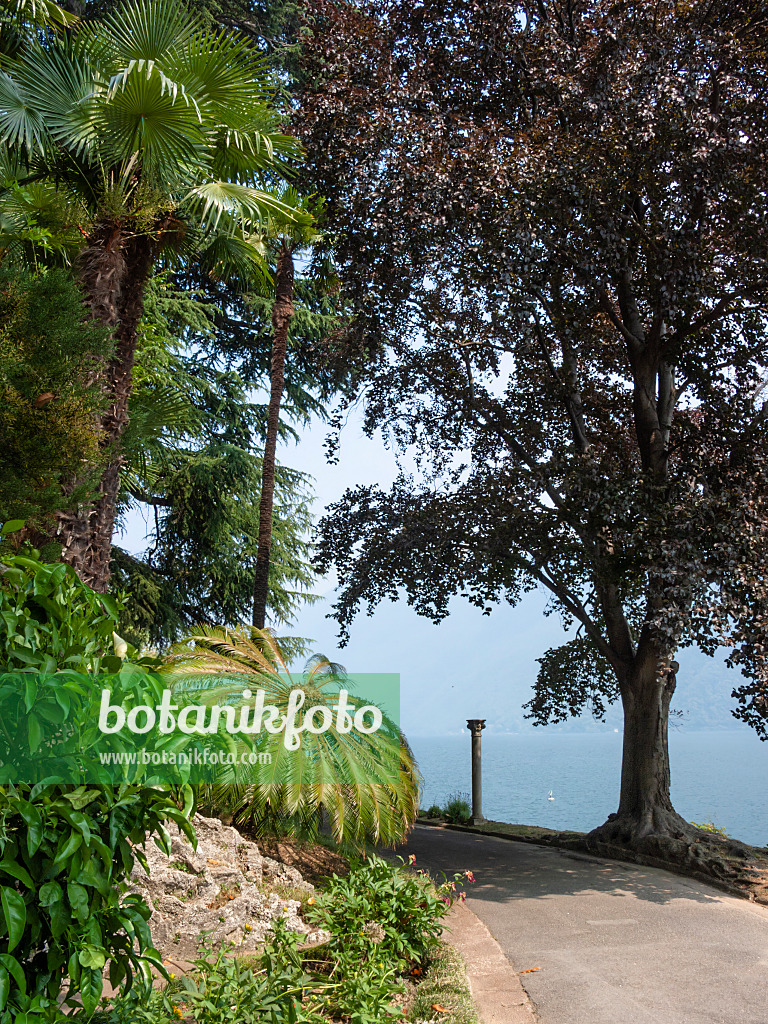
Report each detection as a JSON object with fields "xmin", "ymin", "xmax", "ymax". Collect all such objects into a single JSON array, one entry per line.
[
  {"xmin": 1, "ymin": 521, "xmax": 25, "ymax": 536},
  {"xmin": 98, "ymin": 594, "xmax": 119, "ymax": 618},
  {"xmin": 53, "ymin": 687, "xmax": 71, "ymax": 717},
  {"xmin": 16, "ymin": 801, "xmax": 43, "ymax": 856},
  {"xmin": 27, "ymin": 713, "xmax": 41, "ymax": 753},
  {"xmin": 68, "ymin": 950, "xmax": 81, "ymax": 986},
  {"xmin": 36, "ymin": 702, "xmax": 65, "ymax": 725},
  {"xmin": 108, "ymin": 957, "xmax": 125, "ymax": 990},
  {"xmin": 153, "ymin": 823, "xmax": 171, "ymax": 856},
  {"xmin": 0, "ymin": 966, "xmax": 8, "ymax": 1011},
  {"xmin": 62, "ymin": 786, "xmax": 100, "ymax": 811},
  {"xmin": 0, "ymin": 954, "xmax": 26, "ymax": 995},
  {"xmin": 78, "ymin": 944, "xmax": 106, "ymax": 969},
  {"xmin": 9, "ymin": 648, "xmax": 42, "ymax": 667},
  {"xmin": 51, "ymin": 829, "xmax": 81, "ymax": 867},
  {"xmin": 48, "ymin": 899, "xmax": 69, "ymax": 938},
  {"xmin": 23, "ymin": 676, "xmax": 37, "ymax": 712},
  {"xmin": 78, "ymin": 856, "xmax": 109, "ymax": 896},
  {"xmin": 184, "ymin": 181, "xmax": 303, "ymax": 232},
  {"xmin": 85, "ymin": 915, "xmax": 102, "ymax": 947},
  {"xmin": 38, "ymin": 881, "xmax": 62, "ymax": 906},
  {"xmin": 181, "ymin": 784, "xmax": 195, "ymax": 821},
  {"xmin": 0, "ymin": 861, "xmax": 33, "ymax": 890},
  {"xmin": 1, "ymin": 888, "xmax": 26, "ymax": 952},
  {"xmin": 67, "ymin": 883, "xmax": 88, "ymax": 923},
  {"xmin": 79, "ymin": 966, "xmax": 103, "ymax": 1015}
]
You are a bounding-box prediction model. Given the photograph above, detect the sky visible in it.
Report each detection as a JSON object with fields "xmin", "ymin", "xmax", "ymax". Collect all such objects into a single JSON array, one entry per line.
[
  {"xmin": 264, "ymin": 412, "xmax": 579, "ymax": 737},
  {"xmin": 120, "ymin": 408, "xmax": 745, "ymax": 739}
]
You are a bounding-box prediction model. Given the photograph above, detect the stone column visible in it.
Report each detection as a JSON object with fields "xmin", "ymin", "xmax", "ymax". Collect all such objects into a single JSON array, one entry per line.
[{"xmin": 466, "ymin": 719, "xmax": 486, "ymax": 825}]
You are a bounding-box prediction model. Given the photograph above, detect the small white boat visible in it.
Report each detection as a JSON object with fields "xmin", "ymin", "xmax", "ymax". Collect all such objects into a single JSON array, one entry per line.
[{"xmin": 547, "ymin": 791, "xmax": 555, "ymax": 801}]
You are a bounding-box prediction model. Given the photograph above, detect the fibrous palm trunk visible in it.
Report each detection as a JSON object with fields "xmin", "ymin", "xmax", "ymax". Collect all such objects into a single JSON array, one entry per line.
[
  {"xmin": 252, "ymin": 243, "xmax": 295, "ymax": 628},
  {"xmin": 56, "ymin": 222, "xmax": 154, "ymax": 591}
]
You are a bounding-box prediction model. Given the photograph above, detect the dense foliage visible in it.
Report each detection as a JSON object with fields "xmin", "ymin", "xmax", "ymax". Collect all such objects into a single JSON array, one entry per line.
[
  {"xmin": 110, "ymin": 278, "xmax": 322, "ymax": 645},
  {"xmin": 93, "ymin": 856, "xmax": 472, "ymax": 1024},
  {"xmin": 296, "ymin": 0, "xmax": 768, "ymax": 851},
  {"xmin": 0, "ymin": 0, "xmax": 353, "ymax": 636},
  {"xmin": 0, "ymin": 0, "xmax": 305, "ymax": 590},
  {"xmin": 0, "ymin": 267, "xmax": 111, "ymax": 543},
  {"xmin": 0, "ymin": 535, "xmax": 195, "ymax": 1020}
]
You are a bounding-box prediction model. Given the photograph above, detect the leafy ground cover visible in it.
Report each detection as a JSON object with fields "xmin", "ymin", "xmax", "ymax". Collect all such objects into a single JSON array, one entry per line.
[{"xmin": 90, "ymin": 851, "xmax": 476, "ymax": 1024}]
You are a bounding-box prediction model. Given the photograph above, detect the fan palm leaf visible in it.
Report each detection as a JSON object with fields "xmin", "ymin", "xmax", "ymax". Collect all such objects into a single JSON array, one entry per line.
[
  {"xmin": 0, "ymin": 0, "xmax": 76, "ymax": 61},
  {"xmin": 0, "ymin": 0, "xmax": 310, "ymax": 589}
]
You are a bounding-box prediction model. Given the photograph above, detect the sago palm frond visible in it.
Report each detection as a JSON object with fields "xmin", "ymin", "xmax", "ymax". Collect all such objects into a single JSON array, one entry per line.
[{"xmin": 163, "ymin": 624, "xmax": 421, "ymax": 847}]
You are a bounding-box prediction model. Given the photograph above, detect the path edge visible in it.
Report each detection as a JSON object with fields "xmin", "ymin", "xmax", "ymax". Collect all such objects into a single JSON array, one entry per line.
[{"xmin": 442, "ymin": 902, "xmax": 538, "ymax": 1024}]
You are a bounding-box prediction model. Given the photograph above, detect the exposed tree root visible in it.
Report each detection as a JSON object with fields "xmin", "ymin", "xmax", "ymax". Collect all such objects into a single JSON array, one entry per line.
[{"xmin": 560, "ymin": 814, "xmax": 768, "ymax": 903}]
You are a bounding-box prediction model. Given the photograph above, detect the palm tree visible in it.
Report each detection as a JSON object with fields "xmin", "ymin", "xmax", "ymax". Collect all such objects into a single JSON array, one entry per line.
[
  {"xmin": 0, "ymin": 0, "xmax": 305, "ymax": 590},
  {"xmin": 0, "ymin": 0, "xmax": 76, "ymax": 59},
  {"xmin": 163, "ymin": 624, "xmax": 421, "ymax": 846},
  {"xmin": 251, "ymin": 191, "xmax": 322, "ymax": 629}
]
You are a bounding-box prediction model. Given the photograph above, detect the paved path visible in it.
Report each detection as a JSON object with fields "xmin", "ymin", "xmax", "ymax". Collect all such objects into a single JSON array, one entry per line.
[{"xmin": 394, "ymin": 826, "xmax": 768, "ymax": 1024}]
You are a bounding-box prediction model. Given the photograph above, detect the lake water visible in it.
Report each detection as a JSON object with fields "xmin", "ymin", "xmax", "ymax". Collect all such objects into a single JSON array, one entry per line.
[{"xmin": 411, "ymin": 730, "xmax": 768, "ymax": 847}]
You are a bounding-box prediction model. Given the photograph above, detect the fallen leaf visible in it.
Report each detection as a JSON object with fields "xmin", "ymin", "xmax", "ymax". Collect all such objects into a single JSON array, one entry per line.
[
  {"xmin": 431, "ymin": 1005, "xmax": 450, "ymax": 1014},
  {"xmin": 34, "ymin": 392, "xmax": 56, "ymax": 408},
  {"xmin": 520, "ymin": 967, "xmax": 541, "ymax": 974}
]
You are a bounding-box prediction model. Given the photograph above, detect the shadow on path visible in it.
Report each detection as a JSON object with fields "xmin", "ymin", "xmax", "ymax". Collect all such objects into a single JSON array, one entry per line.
[
  {"xmin": 391, "ymin": 826, "xmax": 727, "ymax": 907},
  {"xmin": 385, "ymin": 826, "xmax": 768, "ymax": 1024}
]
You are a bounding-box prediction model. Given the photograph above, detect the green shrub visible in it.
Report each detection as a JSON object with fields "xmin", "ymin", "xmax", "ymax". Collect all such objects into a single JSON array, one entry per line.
[
  {"xmin": 97, "ymin": 920, "xmax": 319, "ymax": 1024},
  {"xmin": 423, "ymin": 804, "xmax": 443, "ymax": 818},
  {"xmin": 443, "ymin": 793, "xmax": 471, "ymax": 825},
  {"xmin": 304, "ymin": 854, "xmax": 472, "ymax": 1023},
  {"xmin": 307, "ymin": 854, "xmax": 448, "ymax": 967},
  {"xmin": 0, "ymin": 538, "xmax": 195, "ymax": 1021}
]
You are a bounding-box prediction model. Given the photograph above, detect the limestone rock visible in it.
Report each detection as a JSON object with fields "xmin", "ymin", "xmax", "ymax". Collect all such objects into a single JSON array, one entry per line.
[{"xmin": 128, "ymin": 814, "xmax": 329, "ymax": 958}]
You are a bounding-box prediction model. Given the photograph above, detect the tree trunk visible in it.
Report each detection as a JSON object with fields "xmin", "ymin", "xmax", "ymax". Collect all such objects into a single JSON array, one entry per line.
[
  {"xmin": 579, "ymin": 653, "xmax": 760, "ymax": 882},
  {"xmin": 56, "ymin": 224, "xmax": 154, "ymax": 592},
  {"xmin": 616, "ymin": 655, "xmax": 683, "ymax": 836},
  {"xmin": 585, "ymin": 652, "xmax": 702, "ymax": 856},
  {"xmin": 252, "ymin": 243, "xmax": 295, "ymax": 628}
]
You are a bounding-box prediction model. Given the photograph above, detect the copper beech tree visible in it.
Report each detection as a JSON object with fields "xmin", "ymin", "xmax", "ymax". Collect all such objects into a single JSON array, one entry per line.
[{"xmin": 296, "ymin": 0, "xmax": 768, "ymax": 870}]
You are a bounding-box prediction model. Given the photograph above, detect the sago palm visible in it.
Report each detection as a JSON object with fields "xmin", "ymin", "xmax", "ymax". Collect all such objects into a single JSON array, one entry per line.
[
  {"xmin": 163, "ymin": 624, "xmax": 421, "ymax": 847},
  {"xmin": 0, "ymin": 0, "xmax": 306, "ymax": 590}
]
